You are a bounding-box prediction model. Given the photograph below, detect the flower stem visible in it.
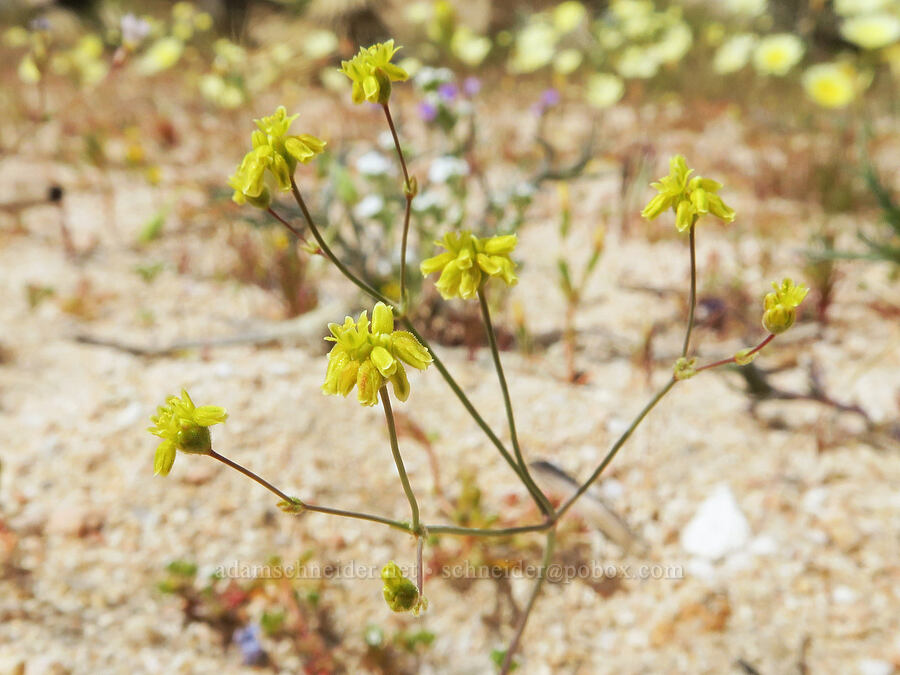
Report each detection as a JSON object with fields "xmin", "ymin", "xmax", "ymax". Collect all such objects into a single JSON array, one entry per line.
[
  {"xmin": 209, "ymin": 449, "xmax": 293, "ymax": 502},
  {"xmin": 477, "ymin": 288, "xmax": 554, "ymax": 517},
  {"xmin": 556, "ymin": 378, "xmax": 677, "ymax": 521},
  {"xmin": 500, "ymin": 528, "xmax": 557, "ymax": 674},
  {"xmin": 287, "ymin": 179, "xmax": 391, "ymax": 305},
  {"xmin": 428, "ymin": 521, "xmax": 553, "ymax": 537},
  {"xmin": 382, "ymin": 102, "xmax": 414, "ymax": 309},
  {"xmin": 208, "ymin": 449, "xmax": 413, "ymax": 533},
  {"xmin": 400, "ymin": 319, "xmax": 549, "ymax": 512},
  {"xmin": 381, "ymin": 386, "xmax": 421, "ymax": 534},
  {"xmin": 695, "ymin": 333, "xmax": 775, "ymax": 374},
  {"xmin": 682, "ymin": 223, "xmax": 697, "ymax": 357}
]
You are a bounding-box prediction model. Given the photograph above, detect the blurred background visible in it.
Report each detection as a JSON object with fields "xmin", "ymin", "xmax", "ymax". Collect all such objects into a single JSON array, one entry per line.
[{"xmin": 1, "ymin": 0, "xmax": 898, "ymax": 673}]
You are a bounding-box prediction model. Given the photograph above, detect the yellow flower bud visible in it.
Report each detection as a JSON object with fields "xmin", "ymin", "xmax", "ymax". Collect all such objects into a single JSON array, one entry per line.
[
  {"xmin": 381, "ymin": 561, "xmax": 421, "ymax": 613},
  {"xmin": 734, "ymin": 348, "xmax": 758, "ymax": 366}
]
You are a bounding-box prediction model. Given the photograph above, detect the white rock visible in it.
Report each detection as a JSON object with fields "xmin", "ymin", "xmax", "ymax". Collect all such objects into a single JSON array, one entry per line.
[
  {"xmin": 680, "ymin": 484, "xmax": 751, "ymax": 560},
  {"xmin": 857, "ymin": 659, "xmax": 894, "ymax": 675}
]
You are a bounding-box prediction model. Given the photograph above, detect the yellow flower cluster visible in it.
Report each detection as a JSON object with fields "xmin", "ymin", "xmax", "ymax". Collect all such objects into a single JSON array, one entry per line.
[
  {"xmin": 228, "ymin": 106, "xmax": 326, "ymax": 208},
  {"xmin": 381, "ymin": 561, "xmax": 424, "ymax": 613},
  {"xmin": 148, "ymin": 390, "xmax": 228, "ymax": 476},
  {"xmin": 641, "ymin": 155, "xmax": 735, "ymax": 232},
  {"xmin": 762, "ymin": 278, "xmax": 808, "ymax": 334},
  {"xmin": 339, "ymin": 40, "xmax": 409, "ymax": 105},
  {"xmin": 323, "ymin": 302, "xmax": 432, "ymax": 406},
  {"xmin": 420, "ymin": 232, "xmax": 518, "ymax": 300}
]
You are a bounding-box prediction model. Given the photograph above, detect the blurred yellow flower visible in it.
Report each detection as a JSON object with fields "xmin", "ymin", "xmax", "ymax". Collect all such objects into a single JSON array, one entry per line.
[
  {"xmin": 752, "ymin": 33, "xmax": 804, "ymax": 76},
  {"xmin": 834, "ymin": 0, "xmax": 890, "ymax": 16},
  {"xmin": 841, "ymin": 13, "xmax": 900, "ymax": 49},
  {"xmin": 714, "ymin": 33, "xmax": 757, "ymax": 74},
  {"xmin": 723, "ymin": 0, "xmax": 768, "ymax": 18},
  {"xmin": 451, "ymin": 26, "xmax": 492, "ymax": 66},
  {"xmin": 138, "ymin": 37, "xmax": 184, "ymax": 75},
  {"xmin": 802, "ymin": 62, "xmax": 858, "ymax": 108},
  {"xmin": 509, "ymin": 21, "xmax": 557, "ymax": 73},
  {"xmin": 586, "ymin": 72, "xmax": 624, "ymax": 108},
  {"xmin": 553, "ymin": 1, "xmax": 587, "ymax": 33},
  {"xmin": 553, "ymin": 48, "xmax": 583, "ymax": 74}
]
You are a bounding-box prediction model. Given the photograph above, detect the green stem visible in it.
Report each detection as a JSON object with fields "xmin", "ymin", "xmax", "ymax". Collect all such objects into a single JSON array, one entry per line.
[
  {"xmin": 381, "ymin": 386, "xmax": 421, "ymax": 534},
  {"xmin": 208, "ymin": 450, "xmax": 413, "ymax": 533},
  {"xmin": 304, "ymin": 503, "xmax": 413, "ymax": 534},
  {"xmin": 400, "ymin": 319, "xmax": 547, "ymax": 510},
  {"xmin": 682, "ymin": 224, "xmax": 697, "ymax": 357},
  {"xmin": 501, "ymin": 528, "xmax": 557, "ymax": 675},
  {"xmin": 428, "ymin": 521, "xmax": 552, "ymax": 537},
  {"xmin": 695, "ymin": 333, "xmax": 775, "ymax": 374},
  {"xmin": 477, "ymin": 288, "xmax": 554, "ymax": 517},
  {"xmin": 382, "ymin": 102, "xmax": 414, "ymax": 309},
  {"xmin": 287, "ymin": 179, "xmax": 391, "ymax": 305},
  {"xmin": 556, "ymin": 378, "xmax": 677, "ymax": 521},
  {"xmin": 271, "ymin": 188, "xmax": 540, "ymax": 511}
]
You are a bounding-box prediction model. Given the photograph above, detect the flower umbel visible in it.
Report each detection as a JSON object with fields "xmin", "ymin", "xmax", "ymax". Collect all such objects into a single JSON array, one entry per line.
[
  {"xmin": 762, "ymin": 278, "xmax": 808, "ymax": 334},
  {"xmin": 641, "ymin": 155, "xmax": 736, "ymax": 232},
  {"xmin": 323, "ymin": 302, "xmax": 432, "ymax": 406},
  {"xmin": 228, "ymin": 106, "xmax": 326, "ymax": 208},
  {"xmin": 148, "ymin": 390, "xmax": 228, "ymax": 476},
  {"xmin": 339, "ymin": 40, "xmax": 409, "ymax": 104},
  {"xmin": 421, "ymin": 231, "xmax": 518, "ymax": 300}
]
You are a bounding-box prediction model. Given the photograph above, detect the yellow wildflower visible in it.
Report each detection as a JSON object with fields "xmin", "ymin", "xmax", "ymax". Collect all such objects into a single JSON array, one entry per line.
[
  {"xmin": 641, "ymin": 155, "xmax": 735, "ymax": 232},
  {"xmin": 339, "ymin": 40, "xmax": 409, "ymax": 104},
  {"xmin": 148, "ymin": 390, "xmax": 227, "ymax": 476},
  {"xmin": 762, "ymin": 279, "xmax": 808, "ymax": 334},
  {"xmin": 421, "ymin": 231, "xmax": 518, "ymax": 300},
  {"xmin": 323, "ymin": 302, "xmax": 431, "ymax": 406}
]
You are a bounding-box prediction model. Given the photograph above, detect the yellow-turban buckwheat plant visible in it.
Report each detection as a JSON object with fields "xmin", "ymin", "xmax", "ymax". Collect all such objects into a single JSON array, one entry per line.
[
  {"xmin": 420, "ymin": 231, "xmax": 518, "ymax": 299},
  {"xmin": 148, "ymin": 390, "xmax": 227, "ymax": 476},
  {"xmin": 228, "ymin": 106, "xmax": 326, "ymax": 208},
  {"xmin": 323, "ymin": 302, "xmax": 432, "ymax": 406},
  {"xmin": 144, "ymin": 28, "xmax": 814, "ymax": 666},
  {"xmin": 339, "ymin": 40, "xmax": 409, "ymax": 105}
]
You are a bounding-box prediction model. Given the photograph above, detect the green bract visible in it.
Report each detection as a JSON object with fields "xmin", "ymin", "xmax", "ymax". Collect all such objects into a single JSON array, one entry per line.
[
  {"xmin": 339, "ymin": 40, "xmax": 409, "ymax": 105},
  {"xmin": 421, "ymin": 231, "xmax": 518, "ymax": 300},
  {"xmin": 323, "ymin": 302, "xmax": 432, "ymax": 406},
  {"xmin": 148, "ymin": 390, "xmax": 228, "ymax": 476},
  {"xmin": 228, "ymin": 106, "xmax": 326, "ymax": 208},
  {"xmin": 762, "ymin": 278, "xmax": 808, "ymax": 334},
  {"xmin": 641, "ymin": 155, "xmax": 736, "ymax": 232}
]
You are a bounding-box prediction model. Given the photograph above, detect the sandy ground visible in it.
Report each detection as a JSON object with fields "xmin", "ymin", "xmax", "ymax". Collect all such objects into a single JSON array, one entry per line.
[{"xmin": 1, "ymin": 89, "xmax": 899, "ymax": 675}]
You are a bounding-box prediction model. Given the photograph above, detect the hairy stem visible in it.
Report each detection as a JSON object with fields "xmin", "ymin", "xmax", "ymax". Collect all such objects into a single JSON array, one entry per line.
[
  {"xmin": 501, "ymin": 528, "xmax": 557, "ymax": 674},
  {"xmin": 478, "ymin": 288, "xmax": 554, "ymax": 517},
  {"xmin": 381, "ymin": 386, "xmax": 421, "ymax": 533}
]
